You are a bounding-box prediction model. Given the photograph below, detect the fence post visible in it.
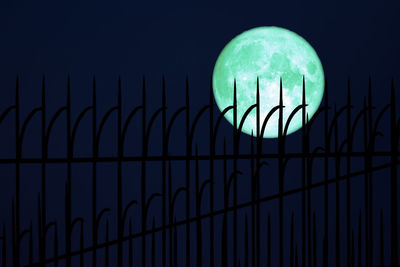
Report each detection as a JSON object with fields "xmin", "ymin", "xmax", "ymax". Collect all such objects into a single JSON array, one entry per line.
[
  {"xmin": 92, "ymin": 76, "xmax": 98, "ymax": 267},
  {"xmin": 390, "ymin": 78, "xmax": 398, "ymax": 267}
]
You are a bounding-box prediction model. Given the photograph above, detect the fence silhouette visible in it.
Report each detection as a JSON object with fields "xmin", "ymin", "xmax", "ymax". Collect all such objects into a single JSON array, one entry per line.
[{"xmin": 0, "ymin": 75, "xmax": 399, "ymax": 267}]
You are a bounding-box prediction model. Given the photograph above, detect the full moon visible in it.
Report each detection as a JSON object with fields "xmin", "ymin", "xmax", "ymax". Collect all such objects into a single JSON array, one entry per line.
[{"xmin": 212, "ymin": 26, "xmax": 325, "ymax": 138}]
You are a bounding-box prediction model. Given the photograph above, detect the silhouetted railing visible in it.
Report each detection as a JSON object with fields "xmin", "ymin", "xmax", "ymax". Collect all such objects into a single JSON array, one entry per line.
[{"xmin": 0, "ymin": 75, "xmax": 398, "ymax": 267}]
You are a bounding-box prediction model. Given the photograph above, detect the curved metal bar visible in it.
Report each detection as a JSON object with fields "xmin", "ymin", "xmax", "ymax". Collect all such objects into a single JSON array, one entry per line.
[
  {"xmin": 71, "ymin": 106, "xmax": 93, "ymax": 151},
  {"xmin": 236, "ymin": 104, "xmax": 257, "ymax": 145},
  {"xmin": 371, "ymin": 104, "xmax": 390, "ymax": 143},
  {"xmin": 19, "ymin": 228, "xmax": 31, "ymax": 241},
  {"xmin": 307, "ymin": 146, "xmax": 325, "ymax": 169},
  {"xmin": 306, "ymin": 107, "xmax": 329, "ymax": 132},
  {"xmin": 374, "ymin": 131, "xmax": 383, "ymax": 138},
  {"xmin": 95, "ymin": 106, "xmax": 118, "ymax": 148},
  {"xmin": 145, "ymin": 193, "xmax": 162, "ymax": 211},
  {"xmin": 95, "ymin": 208, "xmax": 111, "ymax": 229},
  {"xmin": 170, "ymin": 187, "xmax": 187, "ymax": 220},
  {"xmin": 283, "ymin": 158, "xmax": 290, "ymax": 174},
  {"xmin": 335, "ymin": 140, "xmax": 348, "ymax": 169},
  {"xmin": 348, "ymin": 107, "xmax": 369, "ymax": 147},
  {"xmin": 198, "ymin": 179, "xmax": 212, "ymax": 204},
  {"xmin": 327, "ymin": 105, "xmax": 350, "ymax": 144},
  {"xmin": 0, "ymin": 105, "xmax": 15, "ymax": 125},
  {"xmin": 45, "ymin": 107, "xmax": 67, "ymax": 146},
  {"xmin": 396, "ymin": 117, "xmax": 400, "ymax": 133},
  {"xmin": 283, "ymin": 104, "xmax": 307, "ymax": 137},
  {"xmin": 145, "ymin": 107, "xmax": 166, "ymax": 146},
  {"xmin": 189, "ymin": 105, "xmax": 210, "ymax": 145},
  {"xmin": 166, "ymin": 107, "xmax": 186, "ymax": 149},
  {"xmin": 225, "ymin": 170, "xmax": 243, "ymax": 199},
  {"xmin": 71, "ymin": 217, "xmax": 84, "ymax": 233},
  {"xmin": 44, "ymin": 221, "xmax": 57, "ymax": 235},
  {"xmin": 253, "ymin": 161, "xmax": 269, "ymax": 183},
  {"xmin": 259, "ymin": 105, "xmax": 281, "ymax": 139},
  {"xmin": 121, "ymin": 106, "xmax": 142, "ymax": 147},
  {"xmin": 19, "ymin": 107, "xmax": 42, "ymax": 145},
  {"xmin": 212, "ymin": 105, "xmax": 234, "ymax": 145},
  {"xmin": 339, "ymin": 139, "xmax": 348, "ymax": 155},
  {"xmin": 144, "ymin": 193, "xmax": 162, "ymax": 225},
  {"xmin": 121, "ymin": 200, "xmax": 139, "ymax": 228},
  {"xmin": 364, "ymin": 104, "xmax": 390, "ymax": 150},
  {"xmin": 171, "ymin": 187, "xmax": 187, "ymax": 210}
]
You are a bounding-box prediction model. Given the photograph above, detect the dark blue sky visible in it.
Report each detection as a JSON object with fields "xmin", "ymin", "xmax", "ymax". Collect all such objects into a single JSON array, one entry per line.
[
  {"xmin": 0, "ymin": 0, "xmax": 399, "ymax": 83},
  {"xmin": 0, "ymin": 0, "xmax": 398, "ymax": 116}
]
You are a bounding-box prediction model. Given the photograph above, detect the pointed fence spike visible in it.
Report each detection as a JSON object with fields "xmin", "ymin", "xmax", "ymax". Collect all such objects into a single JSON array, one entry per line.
[
  {"xmin": 347, "ymin": 77, "xmax": 351, "ymax": 105},
  {"xmin": 302, "ymin": 75, "xmax": 306, "ymax": 106},
  {"xmin": 279, "ymin": 77, "xmax": 283, "ymax": 106}
]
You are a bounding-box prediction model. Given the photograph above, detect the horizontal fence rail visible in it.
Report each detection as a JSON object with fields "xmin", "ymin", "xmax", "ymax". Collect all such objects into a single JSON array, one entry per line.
[{"xmin": 0, "ymin": 75, "xmax": 398, "ymax": 267}]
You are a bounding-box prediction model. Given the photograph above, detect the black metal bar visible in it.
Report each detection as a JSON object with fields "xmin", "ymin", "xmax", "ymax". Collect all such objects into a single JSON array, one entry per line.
[
  {"xmin": 380, "ymin": 210, "xmax": 384, "ymax": 267},
  {"xmin": 335, "ymin": 104, "xmax": 341, "ymax": 267},
  {"xmin": 245, "ymin": 214, "xmax": 249, "ymax": 267},
  {"xmin": 92, "ymin": 76, "xmax": 98, "ymax": 267},
  {"xmin": 40, "ymin": 75, "xmax": 47, "ymax": 267},
  {"xmin": 368, "ymin": 77, "xmax": 374, "ymax": 267},
  {"xmin": 390, "ymin": 78, "xmax": 398, "ymax": 267},
  {"xmin": 233, "ymin": 78, "xmax": 238, "ymax": 267},
  {"xmin": 173, "ymin": 218, "xmax": 177, "ymax": 267},
  {"xmin": 256, "ymin": 77, "xmax": 261, "ymax": 267},
  {"xmin": 185, "ymin": 75, "xmax": 191, "ymax": 267},
  {"xmin": 324, "ymin": 77, "xmax": 329, "ymax": 267},
  {"xmin": 15, "ymin": 75, "xmax": 20, "ymax": 267},
  {"xmin": 250, "ymin": 131, "xmax": 256, "ymax": 267},
  {"xmin": 222, "ymin": 138, "xmax": 228, "ymax": 267},
  {"xmin": 151, "ymin": 218, "xmax": 156, "ymax": 267},
  {"xmin": 117, "ymin": 76, "xmax": 123, "ymax": 267},
  {"xmin": 161, "ymin": 76, "xmax": 167, "ymax": 267},
  {"xmin": 267, "ymin": 213, "xmax": 271, "ymax": 267},
  {"xmin": 168, "ymin": 160, "xmax": 173, "ymax": 267},
  {"xmin": 0, "ymin": 150, "xmax": 399, "ymax": 164},
  {"xmin": 29, "ymin": 222, "xmax": 33, "ymax": 266},
  {"xmin": 364, "ymin": 95, "xmax": 370, "ymax": 267},
  {"xmin": 221, "ymin": 213, "xmax": 227, "ymax": 267},
  {"xmin": 313, "ymin": 212, "xmax": 317, "ymax": 267},
  {"xmin": 278, "ymin": 77, "xmax": 284, "ymax": 267},
  {"xmin": 2, "ymin": 224, "xmax": 6, "ymax": 267},
  {"xmin": 352, "ymin": 230, "xmax": 354, "ymax": 267},
  {"xmin": 105, "ymin": 220, "xmax": 109, "ymax": 267},
  {"xmin": 302, "ymin": 76, "xmax": 307, "ymax": 267},
  {"xmin": 37, "ymin": 194, "xmax": 43, "ymax": 267},
  {"xmin": 129, "ymin": 219, "xmax": 133, "ymax": 267},
  {"xmin": 141, "ymin": 76, "xmax": 147, "ymax": 267},
  {"xmin": 66, "ymin": 75, "xmax": 72, "ymax": 267},
  {"xmin": 209, "ymin": 76, "xmax": 215, "ymax": 267},
  {"xmin": 346, "ymin": 78, "xmax": 352, "ymax": 267},
  {"xmin": 80, "ymin": 219, "xmax": 84, "ymax": 267},
  {"xmin": 195, "ymin": 145, "xmax": 202, "ymax": 267},
  {"xmin": 54, "ymin": 223, "xmax": 59, "ymax": 267},
  {"xmin": 290, "ymin": 213, "xmax": 294, "ymax": 267},
  {"xmin": 11, "ymin": 200, "xmax": 15, "ymax": 267},
  {"xmin": 359, "ymin": 211, "xmax": 362, "ymax": 267}
]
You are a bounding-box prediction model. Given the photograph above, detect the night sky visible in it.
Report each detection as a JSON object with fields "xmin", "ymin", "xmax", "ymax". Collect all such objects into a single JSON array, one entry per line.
[
  {"xmin": 0, "ymin": 1, "xmax": 399, "ymax": 87},
  {"xmin": 0, "ymin": 0, "xmax": 400, "ymax": 266}
]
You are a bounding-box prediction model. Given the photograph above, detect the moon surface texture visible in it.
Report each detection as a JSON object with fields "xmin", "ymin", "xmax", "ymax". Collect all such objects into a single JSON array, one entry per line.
[{"xmin": 212, "ymin": 26, "xmax": 325, "ymax": 138}]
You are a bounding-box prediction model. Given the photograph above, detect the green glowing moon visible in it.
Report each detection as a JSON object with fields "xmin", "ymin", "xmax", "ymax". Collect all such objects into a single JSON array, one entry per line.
[{"xmin": 212, "ymin": 26, "xmax": 325, "ymax": 138}]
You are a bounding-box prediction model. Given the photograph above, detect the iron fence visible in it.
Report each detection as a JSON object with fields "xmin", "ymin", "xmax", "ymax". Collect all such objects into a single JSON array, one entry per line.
[{"xmin": 0, "ymin": 75, "xmax": 398, "ymax": 267}]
